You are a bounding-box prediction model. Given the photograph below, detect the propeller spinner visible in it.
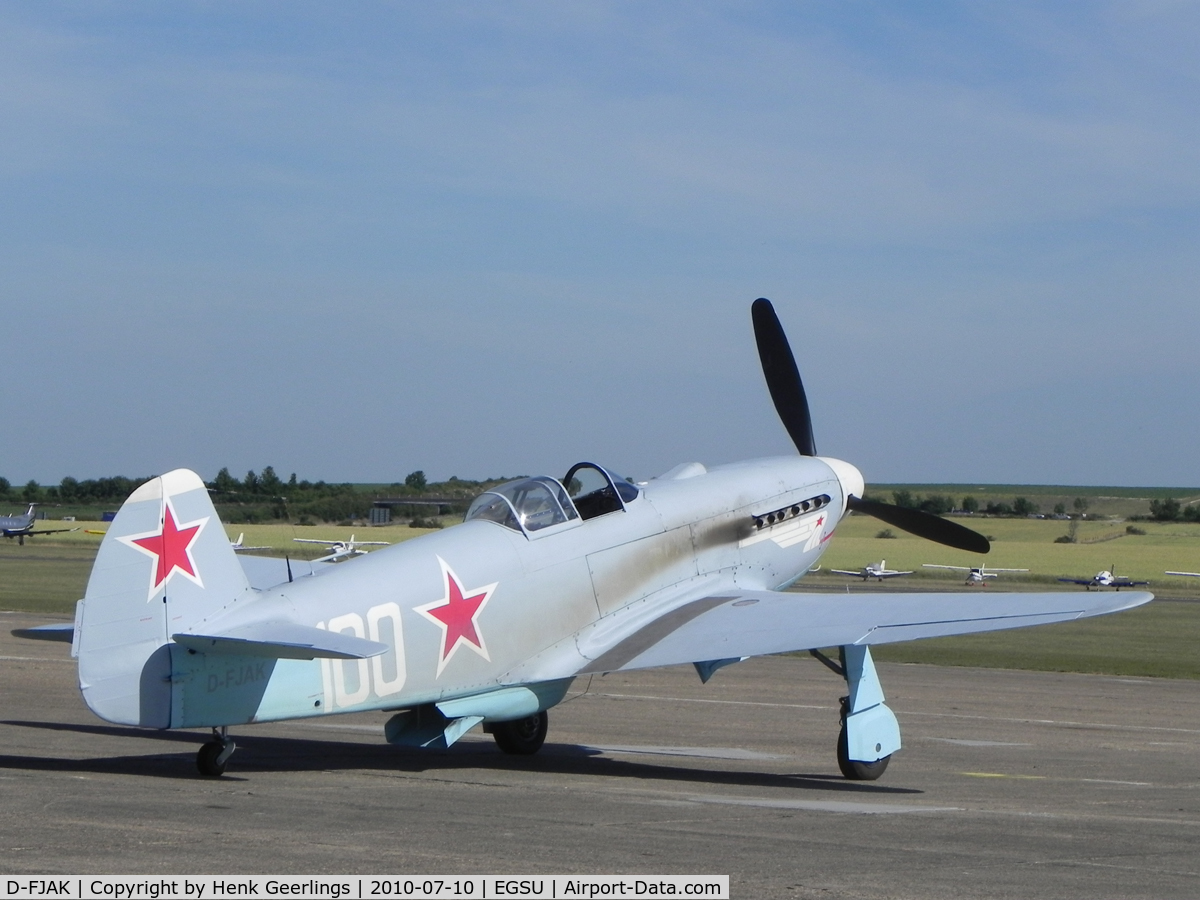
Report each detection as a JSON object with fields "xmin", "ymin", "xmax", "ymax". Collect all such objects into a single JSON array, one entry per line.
[{"xmin": 751, "ymin": 298, "xmax": 989, "ymax": 555}]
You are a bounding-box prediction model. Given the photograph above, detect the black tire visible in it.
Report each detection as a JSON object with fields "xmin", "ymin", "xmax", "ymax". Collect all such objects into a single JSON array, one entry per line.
[
  {"xmin": 197, "ymin": 741, "xmax": 227, "ymax": 777},
  {"xmin": 836, "ymin": 726, "xmax": 890, "ymax": 781},
  {"xmin": 491, "ymin": 711, "xmax": 548, "ymax": 755}
]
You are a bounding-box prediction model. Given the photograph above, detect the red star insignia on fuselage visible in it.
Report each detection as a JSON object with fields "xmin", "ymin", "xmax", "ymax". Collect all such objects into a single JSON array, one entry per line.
[
  {"xmin": 414, "ymin": 557, "xmax": 497, "ymax": 677},
  {"xmin": 119, "ymin": 497, "xmax": 208, "ymax": 601}
]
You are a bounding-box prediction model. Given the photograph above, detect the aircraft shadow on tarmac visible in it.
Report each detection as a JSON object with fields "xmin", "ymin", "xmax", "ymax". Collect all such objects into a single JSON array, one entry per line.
[{"xmin": 0, "ymin": 719, "xmax": 920, "ymax": 795}]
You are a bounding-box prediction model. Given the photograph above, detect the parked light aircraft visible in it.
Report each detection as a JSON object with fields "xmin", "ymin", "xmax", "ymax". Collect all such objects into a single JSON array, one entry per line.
[
  {"xmin": 14, "ymin": 300, "xmax": 1151, "ymax": 781},
  {"xmin": 230, "ymin": 533, "xmax": 270, "ymax": 552},
  {"xmin": 830, "ymin": 561, "xmax": 912, "ymax": 581},
  {"xmin": 1058, "ymin": 569, "xmax": 1149, "ymax": 590},
  {"xmin": 924, "ymin": 563, "xmax": 1029, "ymax": 585},
  {"xmin": 292, "ymin": 534, "xmax": 389, "ymax": 563},
  {"xmin": 1, "ymin": 505, "xmax": 78, "ymax": 545}
]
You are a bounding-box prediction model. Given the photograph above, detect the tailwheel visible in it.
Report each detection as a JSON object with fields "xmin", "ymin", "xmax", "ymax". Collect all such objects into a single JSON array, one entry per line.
[
  {"xmin": 836, "ymin": 724, "xmax": 890, "ymax": 781},
  {"xmin": 490, "ymin": 711, "xmax": 548, "ymax": 755},
  {"xmin": 196, "ymin": 727, "xmax": 236, "ymax": 777}
]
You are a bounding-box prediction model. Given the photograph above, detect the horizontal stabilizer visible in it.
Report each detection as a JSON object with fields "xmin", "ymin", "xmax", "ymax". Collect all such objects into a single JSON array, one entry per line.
[
  {"xmin": 12, "ymin": 623, "xmax": 74, "ymax": 643},
  {"xmin": 172, "ymin": 621, "xmax": 388, "ymax": 660}
]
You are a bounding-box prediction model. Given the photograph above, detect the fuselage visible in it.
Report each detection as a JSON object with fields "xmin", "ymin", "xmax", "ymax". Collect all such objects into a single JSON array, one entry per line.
[
  {"xmin": 0, "ymin": 506, "xmax": 35, "ymax": 538},
  {"xmin": 155, "ymin": 455, "xmax": 859, "ymax": 728}
]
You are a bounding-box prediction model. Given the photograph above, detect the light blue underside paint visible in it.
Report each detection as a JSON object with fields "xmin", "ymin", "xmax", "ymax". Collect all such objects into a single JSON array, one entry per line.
[
  {"xmin": 693, "ymin": 657, "xmax": 744, "ymax": 684},
  {"xmin": 385, "ymin": 680, "xmax": 575, "ymax": 749},
  {"xmin": 436, "ymin": 681, "xmax": 570, "ymax": 721},
  {"xmin": 255, "ymin": 658, "xmax": 327, "ymax": 721},
  {"xmin": 843, "ymin": 644, "xmax": 885, "ymax": 712},
  {"xmin": 841, "ymin": 644, "xmax": 901, "ymax": 762},
  {"xmin": 845, "ymin": 704, "xmax": 901, "ymax": 761},
  {"xmin": 171, "ymin": 647, "xmax": 325, "ymax": 727}
]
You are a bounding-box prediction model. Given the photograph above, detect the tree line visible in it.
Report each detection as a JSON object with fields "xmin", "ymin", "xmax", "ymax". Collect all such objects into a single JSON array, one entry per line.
[
  {"xmin": 0, "ymin": 467, "xmax": 510, "ymax": 525},
  {"xmin": 1142, "ymin": 497, "xmax": 1200, "ymax": 522},
  {"xmin": 880, "ymin": 491, "xmax": 1097, "ymax": 519},
  {"xmin": 0, "ymin": 475, "xmax": 148, "ymax": 505}
]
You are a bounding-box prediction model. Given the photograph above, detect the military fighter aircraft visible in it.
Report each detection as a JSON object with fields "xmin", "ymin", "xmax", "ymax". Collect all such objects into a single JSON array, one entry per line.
[
  {"xmin": 16, "ymin": 300, "xmax": 1152, "ymax": 782},
  {"xmin": 1, "ymin": 504, "xmax": 79, "ymax": 545},
  {"xmin": 1058, "ymin": 569, "xmax": 1149, "ymax": 590},
  {"xmin": 924, "ymin": 563, "xmax": 1029, "ymax": 585},
  {"xmin": 830, "ymin": 560, "xmax": 912, "ymax": 581},
  {"xmin": 292, "ymin": 534, "xmax": 389, "ymax": 563}
]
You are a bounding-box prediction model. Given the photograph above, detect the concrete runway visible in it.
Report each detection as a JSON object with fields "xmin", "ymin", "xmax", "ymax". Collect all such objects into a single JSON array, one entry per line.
[{"xmin": 2, "ymin": 610, "xmax": 1198, "ymax": 899}]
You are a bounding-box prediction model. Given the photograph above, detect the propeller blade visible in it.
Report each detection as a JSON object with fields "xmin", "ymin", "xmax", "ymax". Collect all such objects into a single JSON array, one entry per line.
[
  {"xmin": 752, "ymin": 297, "xmax": 816, "ymax": 456},
  {"xmin": 847, "ymin": 495, "xmax": 991, "ymax": 554}
]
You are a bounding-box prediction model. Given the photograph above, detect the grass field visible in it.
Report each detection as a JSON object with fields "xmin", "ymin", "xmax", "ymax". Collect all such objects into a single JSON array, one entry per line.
[
  {"xmin": 818, "ymin": 513, "xmax": 1200, "ymax": 590},
  {"xmin": 4, "ymin": 514, "xmax": 1198, "ymax": 678}
]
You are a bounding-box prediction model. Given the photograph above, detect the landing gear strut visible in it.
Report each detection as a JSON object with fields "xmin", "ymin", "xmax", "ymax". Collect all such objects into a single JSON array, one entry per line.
[
  {"xmin": 489, "ymin": 711, "xmax": 548, "ymax": 755},
  {"xmin": 813, "ymin": 645, "xmax": 900, "ymax": 780},
  {"xmin": 197, "ymin": 726, "xmax": 236, "ymax": 777}
]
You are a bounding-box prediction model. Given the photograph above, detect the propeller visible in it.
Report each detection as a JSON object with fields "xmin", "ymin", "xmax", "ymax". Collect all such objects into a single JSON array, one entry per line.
[
  {"xmin": 752, "ymin": 298, "xmax": 816, "ymax": 456},
  {"xmin": 751, "ymin": 298, "xmax": 990, "ymax": 555},
  {"xmin": 845, "ymin": 495, "xmax": 990, "ymax": 554}
]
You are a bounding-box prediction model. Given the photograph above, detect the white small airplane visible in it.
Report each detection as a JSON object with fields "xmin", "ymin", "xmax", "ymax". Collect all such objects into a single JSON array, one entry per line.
[
  {"xmin": 292, "ymin": 534, "xmax": 389, "ymax": 563},
  {"xmin": 1058, "ymin": 569, "xmax": 1149, "ymax": 590},
  {"xmin": 1165, "ymin": 570, "xmax": 1200, "ymax": 578},
  {"xmin": 830, "ymin": 560, "xmax": 912, "ymax": 581},
  {"xmin": 924, "ymin": 563, "xmax": 1029, "ymax": 585},
  {"xmin": 230, "ymin": 533, "xmax": 270, "ymax": 552}
]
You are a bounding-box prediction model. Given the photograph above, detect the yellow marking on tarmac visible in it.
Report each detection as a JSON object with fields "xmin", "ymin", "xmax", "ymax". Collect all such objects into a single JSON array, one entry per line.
[{"xmin": 961, "ymin": 772, "xmax": 1047, "ymax": 779}]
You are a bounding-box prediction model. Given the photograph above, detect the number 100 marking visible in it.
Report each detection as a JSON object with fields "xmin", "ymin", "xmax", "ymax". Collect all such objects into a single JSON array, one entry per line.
[{"xmin": 316, "ymin": 602, "xmax": 406, "ymax": 709}]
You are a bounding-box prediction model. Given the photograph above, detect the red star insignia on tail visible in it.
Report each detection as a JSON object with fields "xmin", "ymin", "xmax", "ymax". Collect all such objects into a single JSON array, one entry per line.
[
  {"xmin": 414, "ymin": 557, "xmax": 497, "ymax": 676},
  {"xmin": 119, "ymin": 497, "xmax": 208, "ymax": 601}
]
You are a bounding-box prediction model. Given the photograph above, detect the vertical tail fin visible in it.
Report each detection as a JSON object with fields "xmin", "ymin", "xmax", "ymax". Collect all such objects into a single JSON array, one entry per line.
[{"xmin": 76, "ymin": 469, "xmax": 251, "ymax": 726}]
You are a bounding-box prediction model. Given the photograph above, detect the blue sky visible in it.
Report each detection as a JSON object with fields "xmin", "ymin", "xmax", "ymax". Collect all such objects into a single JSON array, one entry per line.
[{"xmin": 3, "ymin": 3, "xmax": 1197, "ymax": 488}]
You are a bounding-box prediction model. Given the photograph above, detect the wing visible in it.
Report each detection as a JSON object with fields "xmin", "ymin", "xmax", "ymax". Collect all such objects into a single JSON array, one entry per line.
[
  {"xmin": 235, "ymin": 554, "xmax": 333, "ymax": 590},
  {"xmin": 1113, "ymin": 579, "xmax": 1149, "ymax": 587},
  {"xmin": 923, "ymin": 564, "xmax": 969, "ymax": 571},
  {"xmin": 878, "ymin": 570, "xmax": 913, "ymax": 577},
  {"xmin": 1167, "ymin": 571, "xmax": 1200, "ymax": 577},
  {"xmin": 26, "ymin": 527, "xmax": 80, "ymax": 536},
  {"xmin": 313, "ymin": 549, "xmax": 355, "ymax": 563},
  {"xmin": 508, "ymin": 587, "xmax": 1151, "ymax": 682},
  {"xmin": 1057, "ymin": 578, "xmax": 1091, "ymax": 585},
  {"xmin": 829, "ymin": 569, "xmax": 862, "ymax": 576},
  {"xmin": 292, "ymin": 538, "xmax": 335, "ymax": 545}
]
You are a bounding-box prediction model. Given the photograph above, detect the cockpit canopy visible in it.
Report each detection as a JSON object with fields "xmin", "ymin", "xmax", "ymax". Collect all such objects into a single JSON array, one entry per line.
[{"xmin": 465, "ymin": 462, "xmax": 639, "ymax": 537}]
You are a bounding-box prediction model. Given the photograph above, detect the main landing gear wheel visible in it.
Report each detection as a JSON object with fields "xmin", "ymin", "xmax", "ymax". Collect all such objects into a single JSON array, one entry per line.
[
  {"xmin": 197, "ymin": 728, "xmax": 236, "ymax": 777},
  {"xmin": 836, "ymin": 725, "xmax": 890, "ymax": 781},
  {"xmin": 490, "ymin": 711, "xmax": 548, "ymax": 755}
]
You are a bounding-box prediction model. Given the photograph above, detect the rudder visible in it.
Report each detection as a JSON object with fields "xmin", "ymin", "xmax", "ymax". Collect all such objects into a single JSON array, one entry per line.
[{"xmin": 76, "ymin": 469, "xmax": 251, "ymax": 726}]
